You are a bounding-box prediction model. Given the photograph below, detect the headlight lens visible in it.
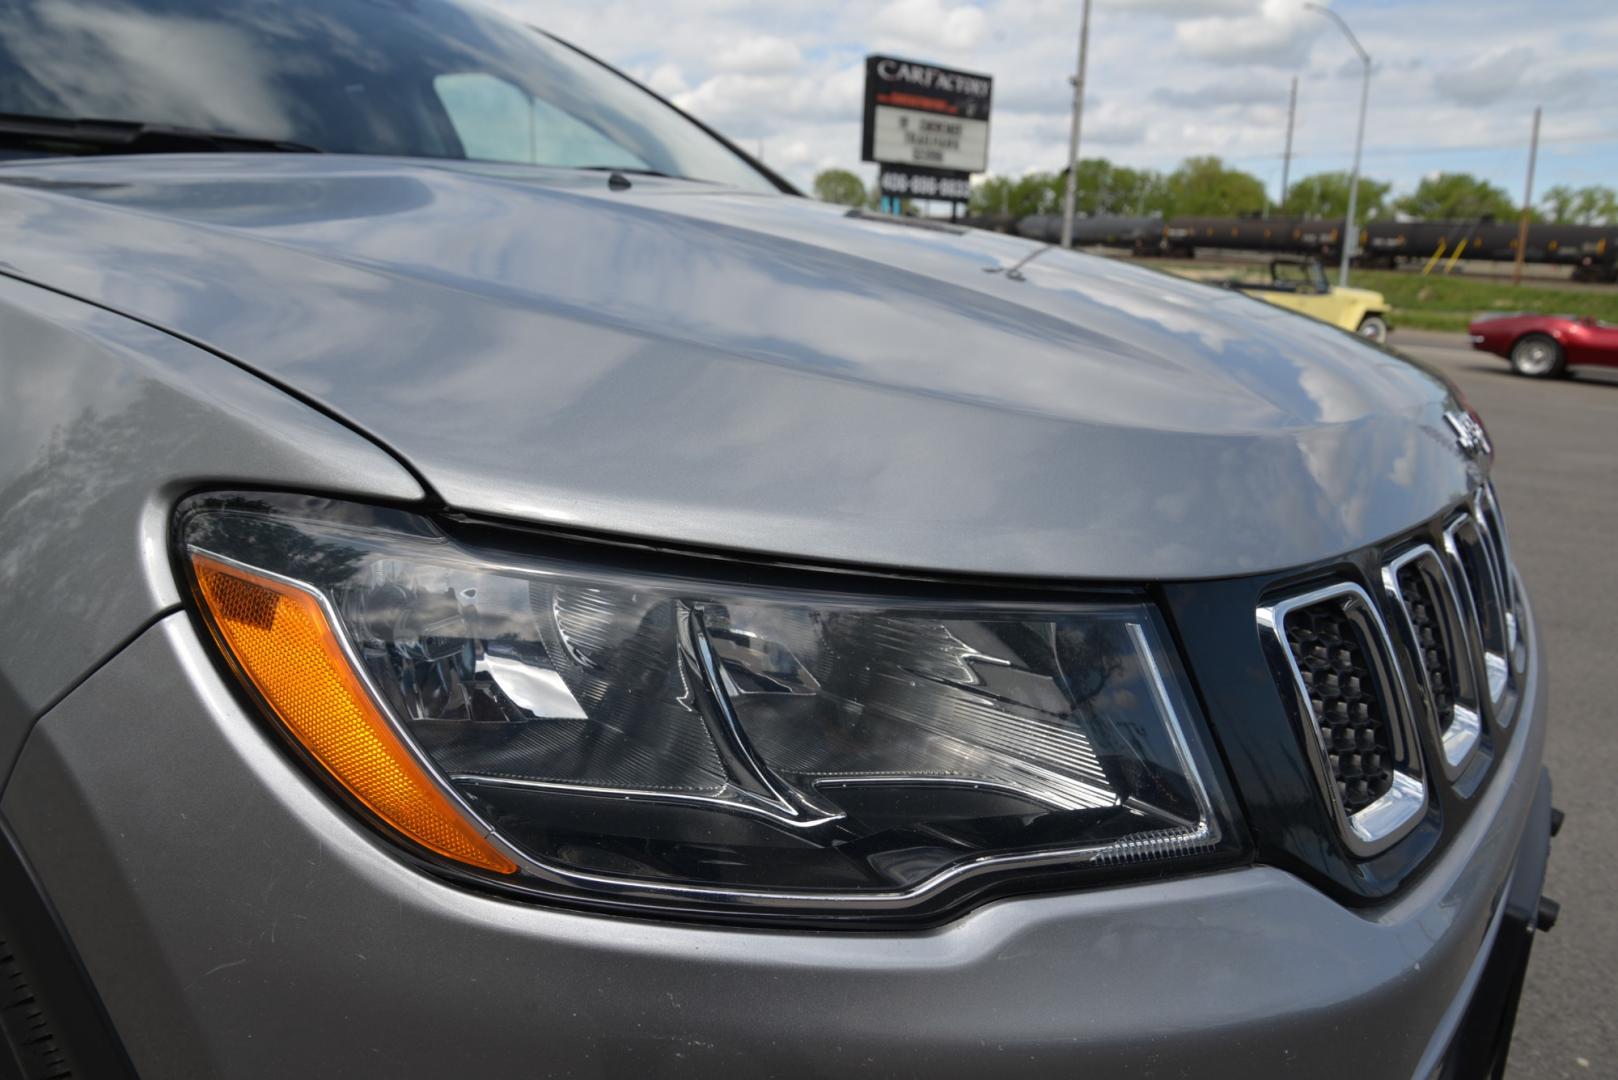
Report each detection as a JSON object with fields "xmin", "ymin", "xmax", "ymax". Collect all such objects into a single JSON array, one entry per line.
[{"xmin": 181, "ymin": 493, "xmax": 1239, "ymax": 922}]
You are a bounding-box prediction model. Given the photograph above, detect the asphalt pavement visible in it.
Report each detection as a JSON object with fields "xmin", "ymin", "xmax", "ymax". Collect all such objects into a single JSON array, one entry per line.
[{"xmin": 1390, "ymin": 330, "xmax": 1617, "ymax": 1079}]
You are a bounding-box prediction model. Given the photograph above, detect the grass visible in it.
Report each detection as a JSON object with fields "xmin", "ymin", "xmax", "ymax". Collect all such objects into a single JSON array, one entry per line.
[{"xmin": 1343, "ymin": 270, "xmax": 1618, "ymax": 333}]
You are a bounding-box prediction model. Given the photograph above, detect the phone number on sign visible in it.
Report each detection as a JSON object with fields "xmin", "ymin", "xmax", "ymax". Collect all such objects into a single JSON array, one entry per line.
[{"xmin": 880, "ymin": 172, "xmax": 972, "ymax": 200}]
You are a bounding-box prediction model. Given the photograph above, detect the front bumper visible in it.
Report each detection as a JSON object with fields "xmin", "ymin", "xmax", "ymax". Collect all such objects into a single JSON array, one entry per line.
[
  {"xmin": 1432, "ymin": 766, "xmax": 1555, "ymax": 1079},
  {"xmin": 3, "ymin": 605, "xmax": 1550, "ymax": 1079}
]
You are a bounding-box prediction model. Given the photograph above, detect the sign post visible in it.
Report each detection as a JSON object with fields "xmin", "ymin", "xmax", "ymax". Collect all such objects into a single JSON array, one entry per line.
[{"xmin": 862, "ymin": 56, "xmax": 993, "ymax": 213}]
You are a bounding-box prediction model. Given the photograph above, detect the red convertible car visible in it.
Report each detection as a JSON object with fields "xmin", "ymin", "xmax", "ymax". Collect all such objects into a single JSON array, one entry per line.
[{"xmin": 1469, "ymin": 312, "xmax": 1618, "ymax": 378}]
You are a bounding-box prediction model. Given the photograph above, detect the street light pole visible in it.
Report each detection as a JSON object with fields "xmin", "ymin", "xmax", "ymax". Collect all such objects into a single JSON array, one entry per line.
[
  {"xmin": 1059, "ymin": 0, "xmax": 1092, "ymax": 249},
  {"xmin": 1305, "ymin": 3, "xmax": 1370, "ymax": 288},
  {"xmin": 1513, "ymin": 106, "xmax": 1542, "ymax": 286},
  {"xmin": 1280, "ymin": 76, "xmax": 1298, "ymax": 211}
]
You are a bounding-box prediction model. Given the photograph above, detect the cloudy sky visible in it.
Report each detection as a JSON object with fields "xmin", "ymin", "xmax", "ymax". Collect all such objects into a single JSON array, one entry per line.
[{"xmin": 487, "ymin": 0, "xmax": 1618, "ymax": 203}]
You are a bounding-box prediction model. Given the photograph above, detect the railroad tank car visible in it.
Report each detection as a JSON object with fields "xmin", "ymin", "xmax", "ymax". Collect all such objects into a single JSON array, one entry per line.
[
  {"xmin": 1154, "ymin": 217, "xmax": 1617, "ymax": 281},
  {"xmin": 1014, "ymin": 214, "xmax": 1164, "ymax": 253},
  {"xmin": 1161, "ymin": 217, "xmax": 1342, "ymax": 258},
  {"xmin": 976, "ymin": 209, "xmax": 1617, "ymax": 282},
  {"xmin": 1363, "ymin": 221, "xmax": 1617, "ymax": 280}
]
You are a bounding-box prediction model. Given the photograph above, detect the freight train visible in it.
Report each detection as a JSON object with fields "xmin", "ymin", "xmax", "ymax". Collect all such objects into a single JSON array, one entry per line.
[{"xmin": 1004, "ymin": 214, "xmax": 1618, "ymax": 282}]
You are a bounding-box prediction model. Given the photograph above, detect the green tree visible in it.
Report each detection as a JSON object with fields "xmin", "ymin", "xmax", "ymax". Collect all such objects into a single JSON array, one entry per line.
[
  {"xmin": 1106, "ymin": 163, "xmax": 1174, "ymax": 217},
  {"xmin": 1067, "ymin": 159, "xmax": 1172, "ymax": 217},
  {"xmin": 968, "ymin": 171, "xmax": 1063, "ymax": 218},
  {"xmin": 1162, "ymin": 156, "xmax": 1267, "ymax": 217},
  {"xmin": 1572, "ymin": 185, "xmax": 1618, "ymax": 225},
  {"xmin": 1540, "ymin": 184, "xmax": 1579, "ymax": 223},
  {"xmin": 1539, "ymin": 184, "xmax": 1614, "ymax": 225},
  {"xmin": 1282, "ymin": 171, "xmax": 1392, "ymax": 223},
  {"xmin": 812, "ymin": 168, "xmax": 867, "ymax": 207},
  {"xmin": 1393, "ymin": 173, "xmax": 1518, "ymax": 221},
  {"xmin": 970, "ymin": 159, "xmax": 1174, "ymax": 220}
]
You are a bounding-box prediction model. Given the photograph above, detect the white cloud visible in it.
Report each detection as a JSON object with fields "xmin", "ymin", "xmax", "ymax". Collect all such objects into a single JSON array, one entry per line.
[
  {"xmin": 1432, "ymin": 46, "xmax": 1532, "ymax": 106},
  {"xmin": 712, "ymin": 34, "xmax": 803, "ymax": 73},
  {"xmin": 1152, "ymin": 75, "xmax": 1297, "ymax": 109},
  {"xmin": 674, "ymin": 62, "xmax": 866, "ymax": 135},
  {"xmin": 1175, "ymin": 0, "xmax": 1326, "ymax": 68},
  {"xmin": 776, "ymin": 139, "xmax": 816, "ymax": 167},
  {"xmin": 1082, "ymin": 101, "xmax": 1152, "ymax": 147},
  {"xmin": 1100, "ymin": 0, "xmax": 1252, "ymax": 13},
  {"xmin": 871, "ymin": 0, "xmax": 988, "ymax": 51},
  {"xmin": 640, "ymin": 61, "xmax": 689, "ymax": 98}
]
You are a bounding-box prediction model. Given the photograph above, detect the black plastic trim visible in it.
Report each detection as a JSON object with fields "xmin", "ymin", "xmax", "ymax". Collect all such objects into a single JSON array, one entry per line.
[
  {"xmin": 0, "ymin": 815, "xmax": 138, "ymax": 1080},
  {"xmin": 1436, "ymin": 768, "xmax": 1553, "ymax": 1079}
]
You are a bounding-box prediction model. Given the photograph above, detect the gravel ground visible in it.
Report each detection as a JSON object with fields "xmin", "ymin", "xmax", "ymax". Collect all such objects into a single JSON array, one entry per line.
[{"xmin": 1391, "ymin": 330, "xmax": 1617, "ymax": 1079}]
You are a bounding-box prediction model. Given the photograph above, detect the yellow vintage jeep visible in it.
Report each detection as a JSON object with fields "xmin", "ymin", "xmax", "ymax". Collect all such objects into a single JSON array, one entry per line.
[{"xmin": 1232, "ymin": 257, "xmax": 1391, "ymax": 343}]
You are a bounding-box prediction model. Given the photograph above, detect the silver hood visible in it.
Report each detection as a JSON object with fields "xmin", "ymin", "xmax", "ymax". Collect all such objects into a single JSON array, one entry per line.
[{"xmin": 0, "ymin": 155, "xmax": 1479, "ymax": 579}]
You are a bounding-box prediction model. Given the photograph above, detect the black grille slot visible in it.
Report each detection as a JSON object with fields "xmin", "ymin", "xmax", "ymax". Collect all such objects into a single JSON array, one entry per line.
[
  {"xmin": 1477, "ymin": 489, "xmax": 1519, "ymax": 653},
  {"xmin": 1283, "ymin": 603, "xmax": 1394, "ymax": 813},
  {"xmin": 1478, "ymin": 491, "xmax": 1512, "ymax": 600},
  {"xmin": 1396, "ymin": 563, "xmax": 1455, "ymax": 733},
  {"xmin": 1451, "ymin": 522, "xmax": 1506, "ymax": 656}
]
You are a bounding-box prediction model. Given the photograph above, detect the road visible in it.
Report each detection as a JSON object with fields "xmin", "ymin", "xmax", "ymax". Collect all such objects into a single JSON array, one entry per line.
[{"xmin": 1391, "ymin": 330, "xmax": 1617, "ymax": 1079}]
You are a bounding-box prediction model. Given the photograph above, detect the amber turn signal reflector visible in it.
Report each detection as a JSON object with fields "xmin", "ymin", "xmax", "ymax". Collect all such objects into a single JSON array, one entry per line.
[{"xmin": 190, "ymin": 552, "xmax": 517, "ymax": 875}]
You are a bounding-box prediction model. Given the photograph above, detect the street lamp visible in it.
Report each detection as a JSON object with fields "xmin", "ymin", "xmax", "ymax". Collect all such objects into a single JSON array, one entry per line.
[{"xmin": 1304, "ymin": 3, "xmax": 1370, "ymax": 288}]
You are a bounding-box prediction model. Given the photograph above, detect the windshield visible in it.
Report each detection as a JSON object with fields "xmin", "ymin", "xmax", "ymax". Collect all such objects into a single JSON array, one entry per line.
[
  {"xmin": 1273, "ymin": 261, "xmax": 1329, "ymax": 294},
  {"xmin": 0, "ymin": 0, "xmax": 780, "ymax": 192}
]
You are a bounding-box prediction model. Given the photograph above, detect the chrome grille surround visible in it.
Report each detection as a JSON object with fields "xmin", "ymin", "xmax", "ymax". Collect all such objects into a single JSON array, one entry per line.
[
  {"xmin": 1381, "ymin": 545, "xmax": 1482, "ymax": 779},
  {"xmin": 1475, "ymin": 483, "xmax": 1522, "ymax": 665},
  {"xmin": 1443, "ymin": 512, "xmax": 1512, "ymax": 717},
  {"xmin": 1258, "ymin": 583, "xmax": 1427, "ymax": 856},
  {"xmin": 1258, "ymin": 484, "xmax": 1527, "ymax": 856}
]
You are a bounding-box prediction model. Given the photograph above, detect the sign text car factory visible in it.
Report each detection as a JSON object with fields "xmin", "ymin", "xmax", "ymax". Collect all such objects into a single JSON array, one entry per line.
[{"xmin": 862, "ymin": 56, "xmax": 993, "ymax": 205}]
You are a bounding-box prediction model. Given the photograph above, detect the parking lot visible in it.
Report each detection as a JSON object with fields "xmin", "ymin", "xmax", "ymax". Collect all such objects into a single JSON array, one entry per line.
[{"xmin": 1391, "ymin": 331, "xmax": 1617, "ymax": 1078}]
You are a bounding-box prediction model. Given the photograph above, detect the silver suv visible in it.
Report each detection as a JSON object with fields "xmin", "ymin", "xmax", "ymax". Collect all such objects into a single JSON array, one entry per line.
[{"xmin": 0, "ymin": 1, "xmax": 1554, "ymax": 1077}]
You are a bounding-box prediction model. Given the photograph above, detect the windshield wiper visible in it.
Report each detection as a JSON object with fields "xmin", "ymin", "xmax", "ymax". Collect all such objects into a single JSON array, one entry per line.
[{"xmin": 0, "ymin": 113, "xmax": 325, "ymax": 156}]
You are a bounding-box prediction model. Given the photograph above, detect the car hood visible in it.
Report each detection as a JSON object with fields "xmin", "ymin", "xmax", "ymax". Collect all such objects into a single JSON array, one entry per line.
[{"xmin": 0, "ymin": 155, "xmax": 1478, "ymax": 580}]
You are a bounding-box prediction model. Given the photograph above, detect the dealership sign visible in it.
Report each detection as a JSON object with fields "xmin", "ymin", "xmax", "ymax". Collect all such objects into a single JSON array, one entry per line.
[
  {"xmin": 876, "ymin": 165, "xmax": 973, "ymax": 201},
  {"xmin": 862, "ymin": 55, "xmax": 992, "ymax": 204}
]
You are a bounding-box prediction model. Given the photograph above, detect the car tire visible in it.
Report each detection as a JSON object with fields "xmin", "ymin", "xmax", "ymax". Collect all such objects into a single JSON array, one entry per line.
[
  {"xmin": 1509, "ymin": 334, "xmax": 1566, "ymax": 378},
  {"xmin": 1356, "ymin": 314, "xmax": 1389, "ymax": 343}
]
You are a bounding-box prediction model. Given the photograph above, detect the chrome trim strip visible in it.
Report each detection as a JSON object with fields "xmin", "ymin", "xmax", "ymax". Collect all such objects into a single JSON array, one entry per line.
[
  {"xmin": 1442, "ymin": 515, "xmax": 1511, "ymax": 715},
  {"xmin": 1381, "ymin": 544, "xmax": 1482, "ymax": 779},
  {"xmin": 1477, "ymin": 484, "xmax": 1520, "ymax": 656},
  {"xmin": 1443, "ymin": 705, "xmax": 1483, "ymax": 771},
  {"xmin": 1483, "ymin": 652, "xmax": 1509, "ymax": 708},
  {"xmin": 1257, "ymin": 581, "xmax": 1427, "ymax": 856},
  {"xmin": 1349, "ymin": 771, "xmax": 1427, "ymax": 846}
]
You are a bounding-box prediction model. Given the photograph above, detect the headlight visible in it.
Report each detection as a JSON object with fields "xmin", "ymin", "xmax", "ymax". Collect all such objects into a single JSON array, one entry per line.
[{"xmin": 179, "ymin": 493, "xmax": 1240, "ymax": 923}]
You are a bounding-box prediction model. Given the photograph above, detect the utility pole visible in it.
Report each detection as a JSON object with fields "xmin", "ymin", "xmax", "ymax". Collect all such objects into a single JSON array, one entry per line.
[
  {"xmin": 1280, "ymin": 76, "xmax": 1298, "ymax": 213},
  {"xmin": 1305, "ymin": 4, "xmax": 1370, "ymax": 288},
  {"xmin": 1059, "ymin": 0, "xmax": 1092, "ymax": 249},
  {"xmin": 1513, "ymin": 106, "xmax": 1542, "ymax": 286}
]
